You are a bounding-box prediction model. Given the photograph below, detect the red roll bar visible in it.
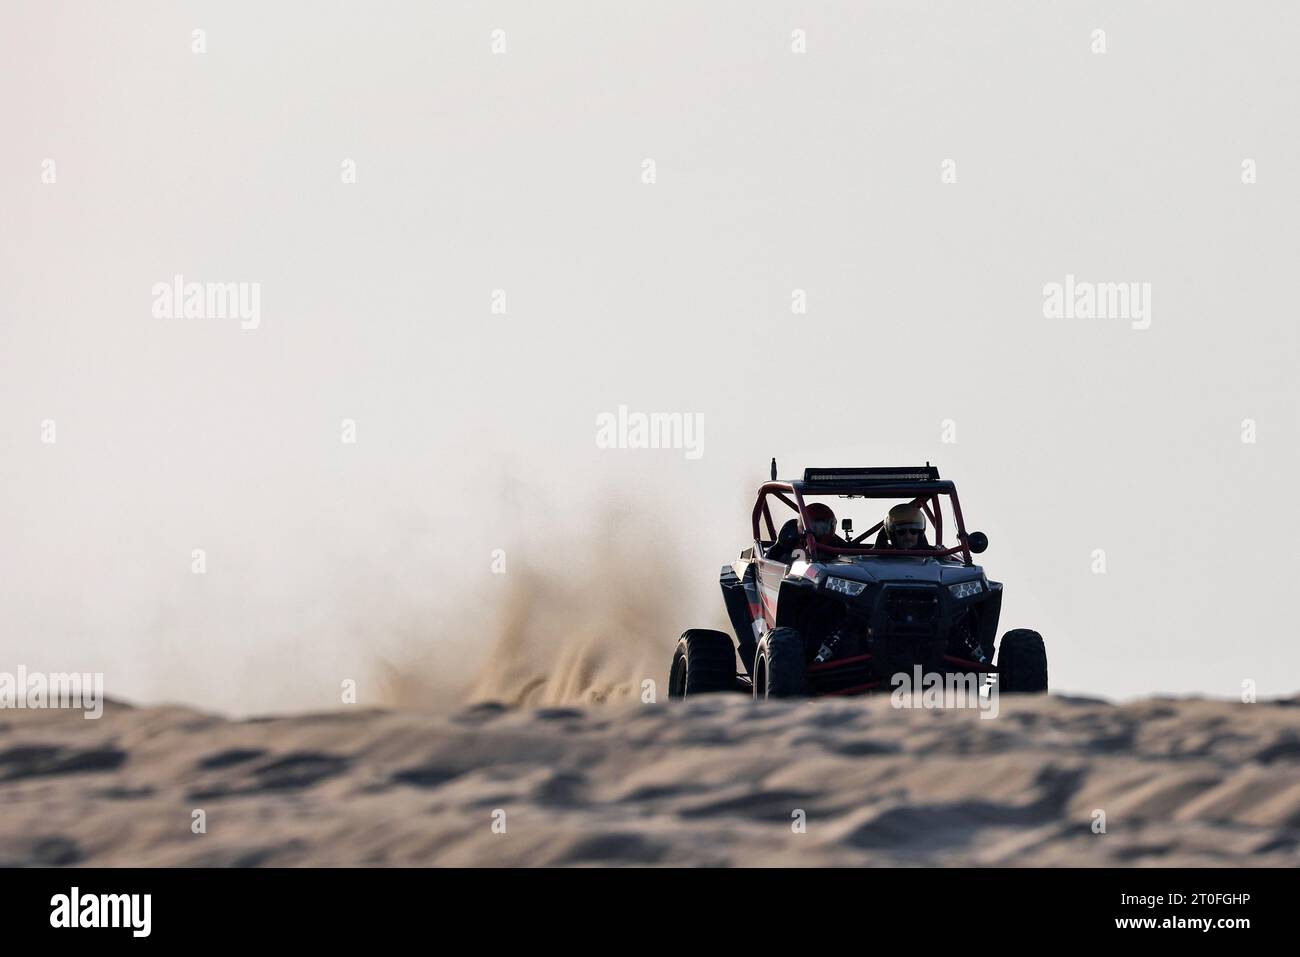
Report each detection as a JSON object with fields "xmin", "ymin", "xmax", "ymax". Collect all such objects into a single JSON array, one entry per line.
[{"xmin": 752, "ymin": 483, "xmax": 974, "ymax": 564}]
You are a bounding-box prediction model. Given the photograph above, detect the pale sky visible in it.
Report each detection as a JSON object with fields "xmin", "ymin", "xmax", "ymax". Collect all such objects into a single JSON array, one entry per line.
[{"xmin": 2, "ymin": 2, "xmax": 1297, "ymax": 711}]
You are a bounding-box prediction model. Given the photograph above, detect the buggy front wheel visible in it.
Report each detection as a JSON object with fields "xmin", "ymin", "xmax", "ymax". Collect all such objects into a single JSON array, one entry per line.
[
  {"xmin": 753, "ymin": 628, "xmax": 807, "ymax": 700},
  {"xmin": 996, "ymin": 629, "xmax": 1048, "ymax": 693}
]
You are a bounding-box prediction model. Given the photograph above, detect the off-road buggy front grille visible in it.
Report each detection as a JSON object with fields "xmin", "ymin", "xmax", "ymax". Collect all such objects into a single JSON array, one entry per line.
[{"xmin": 883, "ymin": 586, "xmax": 940, "ymax": 637}]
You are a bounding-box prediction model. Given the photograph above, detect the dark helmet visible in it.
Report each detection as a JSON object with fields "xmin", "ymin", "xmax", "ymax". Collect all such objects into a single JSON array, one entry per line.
[{"xmin": 804, "ymin": 502, "xmax": 837, "ymax": 542}]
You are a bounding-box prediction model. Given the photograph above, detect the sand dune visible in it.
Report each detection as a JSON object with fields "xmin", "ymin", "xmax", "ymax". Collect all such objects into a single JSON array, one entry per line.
[{"xmin": 2, "ymin": 692, "xmax": 1297, "ymax": 866}]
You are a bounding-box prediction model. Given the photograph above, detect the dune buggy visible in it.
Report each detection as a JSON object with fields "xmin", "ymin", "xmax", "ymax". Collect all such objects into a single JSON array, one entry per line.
[{"xmin": 668, "ymin": 464, "xmax": 1047, "ymax": 699}]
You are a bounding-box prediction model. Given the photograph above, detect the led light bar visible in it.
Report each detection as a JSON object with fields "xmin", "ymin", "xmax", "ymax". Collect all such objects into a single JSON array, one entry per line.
[{"xmin": 803, "ymin": 466, "xmax": 940, "ymax": 484}]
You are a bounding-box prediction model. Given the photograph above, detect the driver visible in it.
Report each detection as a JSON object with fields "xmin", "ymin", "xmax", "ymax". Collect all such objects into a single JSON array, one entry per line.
[
  {"xmin": 883, "ymin": 503, "xmax": 929, "ymax": 550},
  {"xmin": 804, "ymin": 502, "xmax": 841, "ymax": 546},
  {"xmin": 768, "ymin": 501, "xmax": 846, "ymax": 563}
]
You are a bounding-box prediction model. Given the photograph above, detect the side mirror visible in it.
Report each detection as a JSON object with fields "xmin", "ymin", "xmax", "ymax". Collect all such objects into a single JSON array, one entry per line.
[
  {"xmin": 966, "ymin": 531, "xmax": 988, "ymax": 554},
  {"xmin": 841, "ymin": 518, "xmax": 853, "ymax": 538}
]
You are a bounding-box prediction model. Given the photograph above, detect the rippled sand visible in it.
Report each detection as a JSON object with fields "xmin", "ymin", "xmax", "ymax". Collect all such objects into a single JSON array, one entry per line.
[{"xmin": 2, "ymin": 693, "xmax": 1297, "ymax": 866}]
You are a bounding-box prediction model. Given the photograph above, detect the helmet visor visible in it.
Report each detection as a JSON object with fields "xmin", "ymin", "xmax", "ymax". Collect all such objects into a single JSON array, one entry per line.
[{"xmin": 809, "ymin": 519, "xmax": 836, "ymax": 539}]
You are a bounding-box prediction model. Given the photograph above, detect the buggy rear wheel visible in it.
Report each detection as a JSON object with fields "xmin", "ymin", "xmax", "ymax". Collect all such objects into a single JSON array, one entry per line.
[
  {"xmin": 754, "ymin": 627, "xmax": 807, "ymax": 700},
  {"xmin": 668, "ymin": 630, "xmax": 738, "ymax": 699},
  {"xmin": 996, "ymin": 629, "xmax": 1048, "ymax": 693}
]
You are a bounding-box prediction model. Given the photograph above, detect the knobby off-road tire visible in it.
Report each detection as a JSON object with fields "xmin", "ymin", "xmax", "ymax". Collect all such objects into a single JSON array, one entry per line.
[
  {"xmin": 996, "ymin": 629, "xmax": 1048, "ymax": 693},
  {"xmin": 754, "ymin": 627, "xmax": 807, "ymax": 700},
  {"xmin": 668, "ymin": 630, "xmax": 738, "ymax": 698}
]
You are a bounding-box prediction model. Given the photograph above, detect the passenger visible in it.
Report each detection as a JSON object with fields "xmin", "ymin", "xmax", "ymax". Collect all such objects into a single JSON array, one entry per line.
[{"xmin": 881, "ymin": 503, "xmax": 930, "ymax": 550}]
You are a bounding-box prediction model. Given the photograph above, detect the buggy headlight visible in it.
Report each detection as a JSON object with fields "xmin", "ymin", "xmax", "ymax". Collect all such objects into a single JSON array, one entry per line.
[
  {"xmin": 948, "ymin": 580, "xmax": 984, "ymax": 600},
  {"xmin": 825, "ymin": 576, "xmax": 868, "ymax": 597}
]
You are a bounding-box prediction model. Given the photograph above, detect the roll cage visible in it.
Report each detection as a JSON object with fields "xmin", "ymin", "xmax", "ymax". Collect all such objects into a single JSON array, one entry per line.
[{"xmin": 752, "ymin": 473, "xmax": 976, "ymax": 565}]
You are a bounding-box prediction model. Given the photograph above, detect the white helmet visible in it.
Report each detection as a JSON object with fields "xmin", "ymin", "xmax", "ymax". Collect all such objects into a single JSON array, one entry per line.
[{"xmin": 886, "ymin": 504, "xmax": 925, "ymax": 539}]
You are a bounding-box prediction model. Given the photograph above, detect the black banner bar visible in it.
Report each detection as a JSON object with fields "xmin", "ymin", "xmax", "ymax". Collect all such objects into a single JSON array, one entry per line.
[{"xmin": 1, "ymin": 866, "xmax": 1287, "ymax": 943}]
